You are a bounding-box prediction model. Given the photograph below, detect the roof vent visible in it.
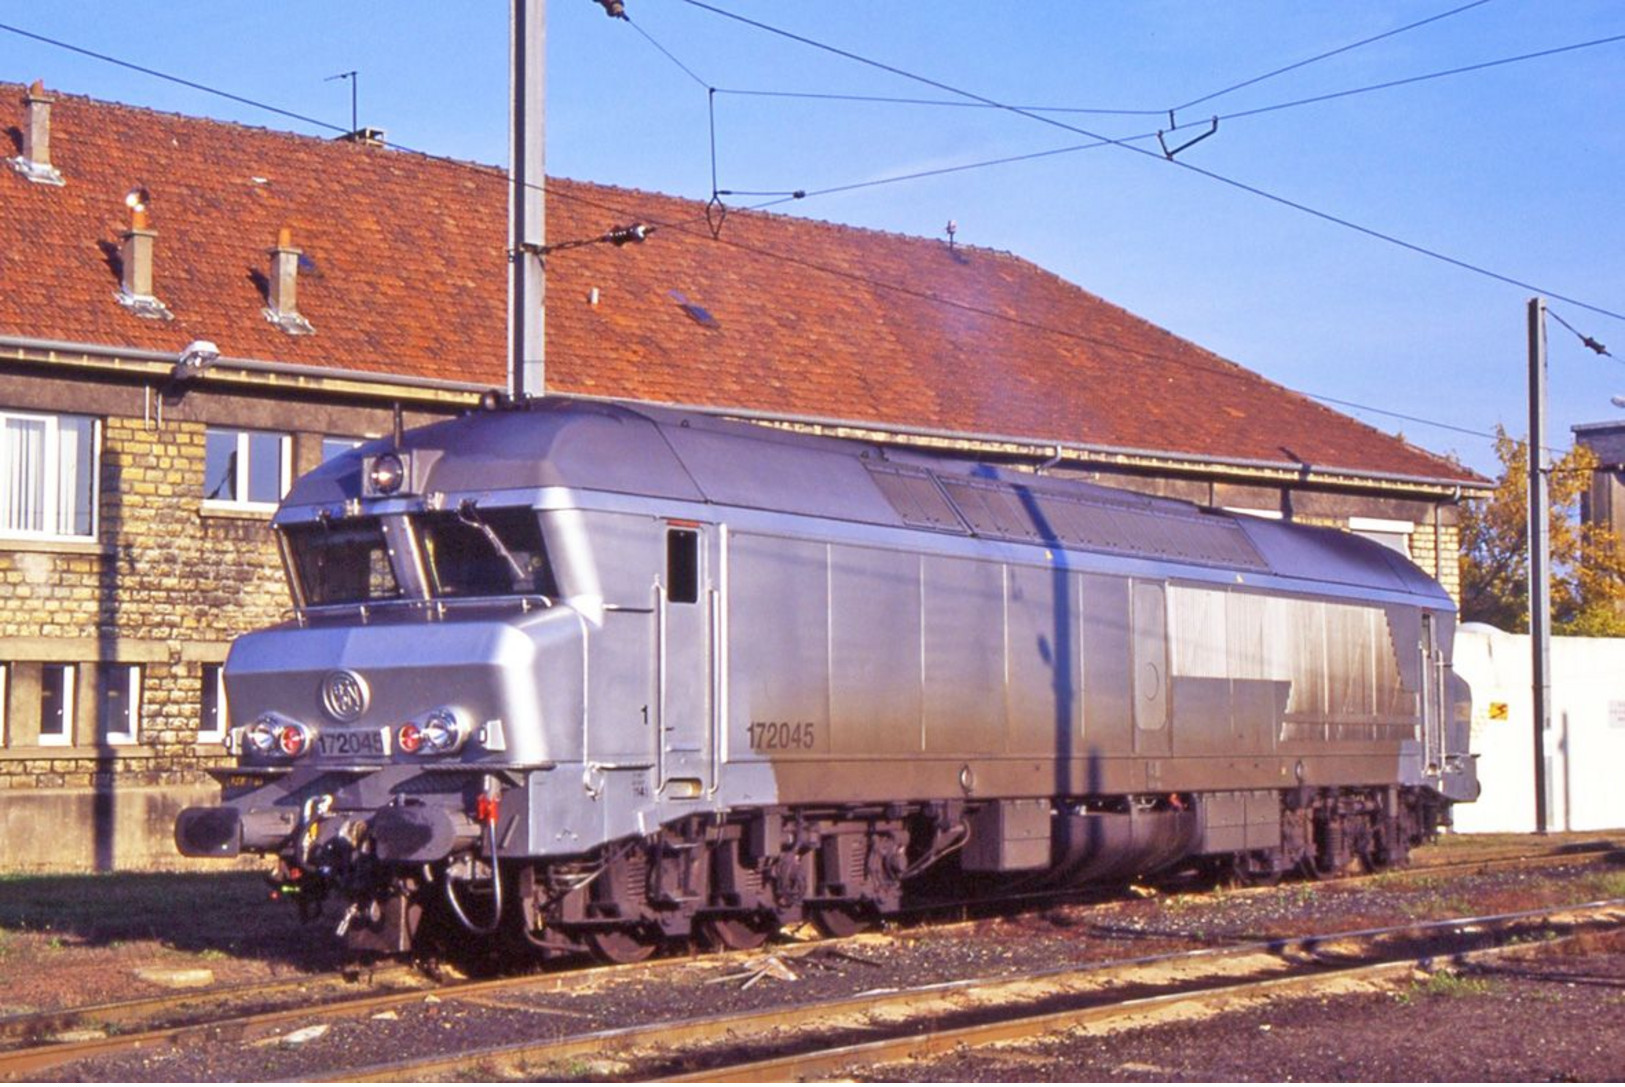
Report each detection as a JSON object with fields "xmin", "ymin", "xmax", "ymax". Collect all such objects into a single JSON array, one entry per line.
[
  {"xmin": 263, "ymin": 226, "xmax": 315, "ymax": 335},
  {"xmin": 336, "ymin": 126, "xmax": 387, "ymax": 147},
  {"xmin": 115, "ymin": 186, "xmax": 173, "ymax": 321},
  {"xmin": 9, "ymin": 80, "xmax": 65, "ymax": 186}
]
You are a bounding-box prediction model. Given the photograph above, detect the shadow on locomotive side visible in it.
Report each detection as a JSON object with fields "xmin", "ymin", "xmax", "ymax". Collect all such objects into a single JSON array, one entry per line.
[{"xmin": 175, "ymin": 398, "xmax": 1479, "ymax": 962}]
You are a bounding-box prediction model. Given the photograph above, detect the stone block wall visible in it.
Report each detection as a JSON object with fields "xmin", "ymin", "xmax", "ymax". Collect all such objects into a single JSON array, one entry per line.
[{"xmin": 0, "ymin": 411, "xmax": 291, "ymax": 868}]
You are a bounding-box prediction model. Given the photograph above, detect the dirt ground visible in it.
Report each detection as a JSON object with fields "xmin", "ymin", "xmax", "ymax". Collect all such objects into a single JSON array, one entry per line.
[
  {"xmin": 871, "ymin": 930, "xmax": 1625, "ymax": 1082},
  {"xmin": 4, "ymin": 833, "xmax": 1624, "ymax": 1081}
]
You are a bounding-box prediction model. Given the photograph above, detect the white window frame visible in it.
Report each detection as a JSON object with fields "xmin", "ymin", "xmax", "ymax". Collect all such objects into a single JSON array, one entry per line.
[
  {"xmin": 0, "ymin": 663, "xmax": 8, "ymax": 747},
  {"xmin": 202, "ymin": 427, "xmax": 291, "ymax": 512},
  {"xmin": 199, "ymin": 662, "xmax": 228, "ymax": 743},
  {"xmin": 0, "ymin": 410, "xmax": 99, "ymax": 541},
  {"xmin": 38, "ymin": 663, "xmax": 75, "ymax": 747},
  {"xmin": 99, "ymin": 663, "xmax": 141, "ymax": 746}
]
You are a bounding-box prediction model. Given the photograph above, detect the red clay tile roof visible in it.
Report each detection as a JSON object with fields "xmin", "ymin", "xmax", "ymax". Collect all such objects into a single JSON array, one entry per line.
[{"xmin": 0, "ymin": 83, "xmax": 1476, "ymax": 484}]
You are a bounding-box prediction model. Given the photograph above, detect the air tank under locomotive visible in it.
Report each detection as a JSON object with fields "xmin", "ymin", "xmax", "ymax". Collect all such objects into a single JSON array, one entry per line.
[{"xmin": 176, "ymin": 398, "xmax": 1478, "ymax": 960}]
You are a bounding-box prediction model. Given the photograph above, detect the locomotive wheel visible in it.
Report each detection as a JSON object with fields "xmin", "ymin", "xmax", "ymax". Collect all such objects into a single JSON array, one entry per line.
[
  {"xmin": 586, "ymin": 927, "xmax": 659, "ymax": 965},
  {"xmin": 810, "ymin": 903, "xmax": 874, "ymax": 938},
  {"xmin": 700, "ymin": 914, "xmax": 777, "ymax": 952}
]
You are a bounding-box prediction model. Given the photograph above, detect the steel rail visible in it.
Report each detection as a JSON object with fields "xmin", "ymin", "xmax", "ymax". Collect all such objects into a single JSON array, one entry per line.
[
  {"xmin": 668, "ymin": 925, "xmax": 1612, "ymax": 1083},
  {"xmin": 1, "ymin": 842, "xmax": 1610, "ymax": 1080},
  {"xmin": 0, "ymin": 964, "xmax": 423, "ymax": 1046},
  {"xmin": 325, "ymin": 897, "xmax": 1625, "ymax": 1083},
  {"xmin": 0, "ymin": 952, "xmax": 680, "ymax": 1081}
]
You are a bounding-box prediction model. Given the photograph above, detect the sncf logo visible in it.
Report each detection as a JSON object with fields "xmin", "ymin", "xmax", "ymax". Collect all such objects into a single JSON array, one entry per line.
[{"xmin": 320, "ymin": 670, "xmax": 370, "ymax": 723}]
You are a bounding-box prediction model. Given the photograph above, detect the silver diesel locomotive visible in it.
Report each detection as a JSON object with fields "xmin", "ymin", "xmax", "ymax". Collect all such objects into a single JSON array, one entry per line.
[{"xmin": 176, "ymin": 398, "xmax": 1478, "ymax": 960}]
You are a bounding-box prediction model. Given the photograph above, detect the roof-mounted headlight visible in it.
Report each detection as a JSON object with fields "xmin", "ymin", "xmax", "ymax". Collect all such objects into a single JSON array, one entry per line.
[{"xmin": 367, "ymin": 452, "xmax": 406, "ymax": 496}]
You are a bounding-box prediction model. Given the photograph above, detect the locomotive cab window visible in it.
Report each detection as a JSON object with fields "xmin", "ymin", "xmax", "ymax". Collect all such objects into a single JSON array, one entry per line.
[
  {"xmin": 282, "ymin": 517, "xmax": 402, "ymax": 607},
  {"xmin": 667, "ymin": 527, "xmax": 699, "ymax": 604},
  {"xmin": 420, "ymin": 506, "xmax": 559, "ymax": 600}
]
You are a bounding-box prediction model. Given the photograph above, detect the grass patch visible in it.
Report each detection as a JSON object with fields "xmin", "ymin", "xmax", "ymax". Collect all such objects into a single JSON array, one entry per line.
[
  {"xmin": 1580, "ymin": 870, "xmax": 1625, "ymax": 901},
  {"xmin": 1396, "ymin": 969, "xmax": 1494, "ymax": 1004}
]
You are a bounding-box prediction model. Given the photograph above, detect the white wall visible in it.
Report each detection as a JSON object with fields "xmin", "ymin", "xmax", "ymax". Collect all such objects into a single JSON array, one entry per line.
[{"xmin": 1452, "ymin": 624, "xmax": 1625, "ymax": 833}]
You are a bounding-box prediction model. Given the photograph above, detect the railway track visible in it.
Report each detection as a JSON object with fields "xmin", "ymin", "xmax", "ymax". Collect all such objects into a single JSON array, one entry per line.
[
  {"xmin": 2, "ymin": 841, "xmax": 1617, "ymax": 1081},
  {"xmin": 0, "ymin": 936, "xmax": 802, "ymax": 1080},
  {"xmin": 335, "ymin": 898, "xmax": 1625, "ymax": 1082},
  {"xmin": 0, "ymin": 964, "xmax": 425, "ymax": 1047}
]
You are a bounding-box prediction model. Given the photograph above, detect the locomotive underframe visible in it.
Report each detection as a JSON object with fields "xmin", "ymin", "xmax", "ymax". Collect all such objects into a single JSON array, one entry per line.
[{"xmin": 219, "ymin": 775, "xmax": 1444, "ymax": 959}]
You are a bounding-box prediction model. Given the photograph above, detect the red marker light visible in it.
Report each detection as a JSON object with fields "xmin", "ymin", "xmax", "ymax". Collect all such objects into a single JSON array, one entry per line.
[
  {"xmin": 398, "ymin": 723, "xmax": 423, "ymax": 754},
  {"xmin": 277, "ymin": 724, "xmax": 308, "ymax": 756}
]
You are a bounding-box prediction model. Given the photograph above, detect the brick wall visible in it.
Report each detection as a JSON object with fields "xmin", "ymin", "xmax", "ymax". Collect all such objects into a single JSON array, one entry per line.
[{"xmin": 1, "ymin": 411, "xmax": 289, "ymax": 869}]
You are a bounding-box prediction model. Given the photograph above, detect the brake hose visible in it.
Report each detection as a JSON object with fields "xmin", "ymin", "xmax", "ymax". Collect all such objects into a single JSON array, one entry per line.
[{"xmin": 443, "ymin": 815, "xmax": 504, "ymax": 935}]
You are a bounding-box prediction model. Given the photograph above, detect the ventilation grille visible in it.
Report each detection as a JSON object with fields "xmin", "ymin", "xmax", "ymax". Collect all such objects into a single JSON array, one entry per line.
[{"xmin": 867, "ymin": 463, "xmax": 1266, "ymax": 570}]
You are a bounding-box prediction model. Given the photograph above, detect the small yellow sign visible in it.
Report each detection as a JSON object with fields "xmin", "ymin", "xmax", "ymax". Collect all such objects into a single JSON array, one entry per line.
[{"xmin": 1488, "ymin": 702, "xmax": 1509, "ymax": 721}]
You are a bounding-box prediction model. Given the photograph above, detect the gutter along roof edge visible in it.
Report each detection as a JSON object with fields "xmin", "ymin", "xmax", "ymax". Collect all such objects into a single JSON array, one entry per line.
[{"xmin": 0, "ymin": 335, "xmax": 487, "ymax": 403}]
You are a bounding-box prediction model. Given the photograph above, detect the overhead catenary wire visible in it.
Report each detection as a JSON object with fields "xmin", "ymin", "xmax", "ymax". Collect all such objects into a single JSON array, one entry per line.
[
  {"xmin": 626, "ymin": 12, "xmax": 711, "ymax": 90},
  {"xmin": 676, "ymin": 0, "xmax": 1625, "ymax": 326},
  {"xmin": 705, "ymin": 33, "xmax": 1625, "ymax": 135},
  {"xmin": 10, "ymin": 10, "xmax": 1621, "ymax": 327},
  {"xmin": 548, "ymin": 178, "xmax": 1608, "ymax": 465},
  {"xmin": 0, "ymin": 20, "xmax": 349, "ymax": 135},
  {"xmin": 711, "ymin": 27, "xmax": 1625, "ymax": 216},
  {"xmin": 542, "ymin": 183, "xmax": 1505, "ymax": 457},
  {"xmin": 1548, "ymin": 309, "xmax": 1613, "ymax": 359},
  {"xmin": 1171, "ymin": 0, "xmax": 1497, "ymax": 112},
  {"xmin": 0, "ymin": 15, "xmax": 1592, "ymax": 465}
]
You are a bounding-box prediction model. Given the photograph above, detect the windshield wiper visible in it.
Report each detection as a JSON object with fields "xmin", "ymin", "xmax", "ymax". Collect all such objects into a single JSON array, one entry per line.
[{"xmin": 456, "ymin": 500, "xmax": 534, "ymax": 591}]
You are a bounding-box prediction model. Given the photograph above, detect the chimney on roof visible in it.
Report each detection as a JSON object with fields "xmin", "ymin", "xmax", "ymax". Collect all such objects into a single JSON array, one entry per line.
[
  {"xmin": 116, "ymin": 187, "xmax": 172, "ymax": 320},
  {"xmin": 10, "ymin": 80, "xmax": 65, "ymax": 186},
  {"xmin": 337, "ymin": 126, "xmax": 387, "ymax": 148},
  {"xmin": 263, "ymin": 226, "xmax": 314, "ymax": 335}
]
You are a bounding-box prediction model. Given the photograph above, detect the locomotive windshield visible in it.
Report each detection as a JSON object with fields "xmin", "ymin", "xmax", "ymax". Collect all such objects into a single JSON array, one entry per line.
[
  {"xmin": 282, "ymin": 518, "xmax": 402, "ymax": 606},
  {"xmin": 281, "ymin": 507, "xmax": 558, "ymax": 608},
  {"xmin": 419, "ymin": 505, "xmax": 559, "ymax": 600}
]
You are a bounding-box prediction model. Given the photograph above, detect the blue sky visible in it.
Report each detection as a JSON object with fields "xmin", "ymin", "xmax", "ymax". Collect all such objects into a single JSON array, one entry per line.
[{"xmin": 4, "ymin": 1, "xmax": 1623, "ymax": 477}]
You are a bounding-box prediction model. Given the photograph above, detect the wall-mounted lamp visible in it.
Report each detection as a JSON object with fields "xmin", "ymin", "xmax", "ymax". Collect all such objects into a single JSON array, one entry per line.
[{"xmin": 172, "ymin": 339, "xmax": 220, "ymax": 381}]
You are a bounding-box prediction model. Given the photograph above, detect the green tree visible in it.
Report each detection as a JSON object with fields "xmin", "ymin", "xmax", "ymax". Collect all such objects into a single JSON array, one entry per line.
[{"xmin": 1459, "ymin": 426, "xmax": 1625, "ymax": 635}]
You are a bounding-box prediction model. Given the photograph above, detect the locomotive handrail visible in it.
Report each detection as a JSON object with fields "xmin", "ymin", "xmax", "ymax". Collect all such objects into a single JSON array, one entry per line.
[
  {"xmin": 655, "ymin": 580, "xmax": 668, "ymax": 793},
  {"xmin": 709, "ymin": 585, "xmax": 722, "ymax": 797}
]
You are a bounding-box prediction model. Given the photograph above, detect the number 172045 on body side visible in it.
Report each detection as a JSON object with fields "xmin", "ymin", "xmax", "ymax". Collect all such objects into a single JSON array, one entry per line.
[{"xmin": 747, "ymin": 720, "xmax": 817, "ymax": 751}]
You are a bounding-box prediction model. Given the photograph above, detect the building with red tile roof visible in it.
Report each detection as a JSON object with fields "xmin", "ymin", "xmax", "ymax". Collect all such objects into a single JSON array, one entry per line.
[{"xmin": 0, "ymin": 82, "xmax": 1483, "ymax": 872}]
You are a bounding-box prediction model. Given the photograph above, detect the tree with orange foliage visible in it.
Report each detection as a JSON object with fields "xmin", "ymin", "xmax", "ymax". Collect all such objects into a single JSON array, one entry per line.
[{"xmin": 1459, "ymin": 426, "xmax": 1625, "ymax": 635}]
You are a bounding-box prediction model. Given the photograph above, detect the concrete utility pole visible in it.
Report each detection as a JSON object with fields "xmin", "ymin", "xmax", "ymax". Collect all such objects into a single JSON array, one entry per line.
[
  {"xmin": 509, "ymin": 0, "xmax": 546, "ymax": 398},
  {"xmin": 1528, "ymin": 296, "xmax": 1551, "ymax": 834}
]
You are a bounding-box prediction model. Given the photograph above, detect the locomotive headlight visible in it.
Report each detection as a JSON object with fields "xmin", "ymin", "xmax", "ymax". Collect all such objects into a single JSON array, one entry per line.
[
  {"xmin": 420, "ymin": 709, "xmax": 466, "ymax": 753},
  {"xmin": 244, "ymin": 715, "xmax": 312, "ymax": 759},
  {"xmin": 397, "ymin": 710, "xmax": 468, "ymax": 756},
  {"xmin": 244, "ymin": 717, "xmax": 279, "ymax": 755},
  {"xmin": 367, "ymin": 452, "xmax": 406, "ymax": 496}
]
